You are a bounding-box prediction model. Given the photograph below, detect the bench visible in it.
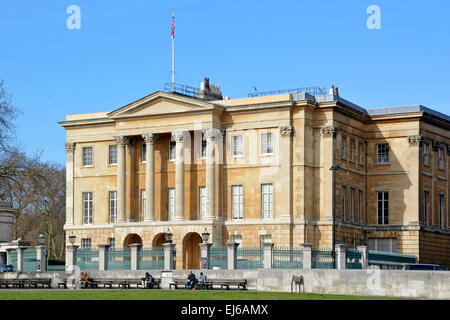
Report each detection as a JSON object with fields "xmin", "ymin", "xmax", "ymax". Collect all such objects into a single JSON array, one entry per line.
[
  {"xmin": 207, "ymin": 279, "xmax": 247, "ymax": 290},
  {"xmin": 0, "ymin": 278, "xmax": 52, "ymax": 288},
  {"xmin": 169, "ymin": 278, "xmax": 187, "ymax": 290},
  {"xmin": 170, "ymin": 278, "xmax": 246, "ymax": 290},
  {"xmin": 136, "ymin": 278, "xmax": 161, "ymax": 289},
  {"xmin": 86, "ymin": 278, "xmax": 133, "ymax": 289}
]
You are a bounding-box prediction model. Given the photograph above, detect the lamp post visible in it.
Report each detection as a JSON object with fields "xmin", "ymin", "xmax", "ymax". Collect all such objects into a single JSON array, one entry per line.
[
  {"xmin": 201, "ymin": 228, "xmax": 210, "ymax": 243},
  {"xmin": 165, "ymin": 228, "xmax": 173, "ymax": 243},
  {"xmin": 68, "ymin": 232, "xmax": 76, "ymax": 245},
  {"xmin": 330, "ymin": 163, "xmax": 340, "ymax": 269},
  {"xmin": 38, "ymin": 233, "xmax": 45, "ymax": 246}
]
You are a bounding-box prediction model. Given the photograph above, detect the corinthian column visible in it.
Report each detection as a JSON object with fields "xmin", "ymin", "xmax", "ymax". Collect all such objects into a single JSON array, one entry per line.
[
  {"xmin": 172, "ymin": 130, "xmax": 186, "ymax": 220},
  {"xmin": 65, "ymin": 143, "xmax": 75, "ymax": 226},
  {"xmin": 114, "ymin": 136, "xmax": 129, "ymax": 223},
  {"xmin": 142, "ymin": 133, "xmax": 157, "ymax": 221},
  {"xmin": 203, "ymin": 128, "xmax": 221, "ymax": 220}
]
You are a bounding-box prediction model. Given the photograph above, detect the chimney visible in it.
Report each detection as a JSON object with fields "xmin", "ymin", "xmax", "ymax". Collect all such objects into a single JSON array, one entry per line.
[{"xmin": 198, "ymin": 77, "xmax": 223, "ymax": 101}]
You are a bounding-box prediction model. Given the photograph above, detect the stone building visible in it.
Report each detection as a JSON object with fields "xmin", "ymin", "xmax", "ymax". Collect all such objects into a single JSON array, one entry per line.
[{"xmin": 59, "ymin": 80, "xmax": 450, "ymax": 269}]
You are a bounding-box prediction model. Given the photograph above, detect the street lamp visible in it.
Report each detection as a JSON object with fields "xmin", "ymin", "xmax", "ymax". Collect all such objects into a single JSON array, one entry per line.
[
  {"xmin": 330, "ymin": 163, "xmax": 340, "ymax": 269},
  {"xmin": 201, "ymin": 228, "xmax": 210, "ymax": 243},
  {"xmin": 68, "ymin": 232, "xmax": 76, "ymax": 245},
  {"xmin": 165, "ymin": 228, "xmax": 173, "ymax": 243},
  {"xmin": 38, "ymin": 233, "xmax": 45, "ymax": 246}
]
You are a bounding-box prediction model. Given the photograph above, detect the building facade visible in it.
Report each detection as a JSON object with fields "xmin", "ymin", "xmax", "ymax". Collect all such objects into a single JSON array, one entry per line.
[{"xmin": 60, "ymin": 82, "xmax": 450, "ymax": 269}]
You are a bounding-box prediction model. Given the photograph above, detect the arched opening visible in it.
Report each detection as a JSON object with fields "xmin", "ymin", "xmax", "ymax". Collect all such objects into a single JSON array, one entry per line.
[
  {"xmin": 152, "ymin": 233, "xmax": 166, "ymax": 248},
  {"xmin": 183, "ymin": 232, "xmax": 202, "ymax": 269},
  {"xmin": 123, "ymin": 233, "xmax": 142, "ymax": 248}
]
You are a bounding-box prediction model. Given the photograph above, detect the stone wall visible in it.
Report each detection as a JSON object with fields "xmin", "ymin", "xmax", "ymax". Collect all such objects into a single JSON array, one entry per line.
[{"xmin": 3, "ymin": 269, "xmax": 447, "ymax": 299}]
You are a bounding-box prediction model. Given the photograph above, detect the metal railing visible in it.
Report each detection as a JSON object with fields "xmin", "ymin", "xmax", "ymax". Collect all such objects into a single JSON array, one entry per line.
[
  {"xmin": 312, "ymin": 248, "xmax": 334, "ymax": 269},
  {"xmin": 248, "ymin": 86, "xmax": 327, "ymax": 98},
  {"xmin": 23, "ymin": 249, "xmax": 38, "ymax": 272},
  {"xmin": 273, "ymin": 247, "xmax": 303, "ymax": 269},
  {"xmin": 138, "ymin": 247, "xmax": 164, "ymax": 270},
  {"xmin": 106, "ymin": 248, "xmax": 131, "ymax": 270},
  {"xmin": 163, "ymin": 83, "xmax": 200, "ymax": 99},
  {"xmin": 210, "ymin": 246, "xmax": 228, "ymax": 270},
  {"xmin": 76, "ymin": 248, "xmax": 99, "ymax": 271},
  {"xmin": 236, "ymin": 247, "xmax": 263, "ymax": 269},
  {"xmin": 368, "ymin": 250, "xmax": 416, "ymax": 268},
  {"xmin": 346, "ymin": 249, "xmax": 362, "ymax": 269}
]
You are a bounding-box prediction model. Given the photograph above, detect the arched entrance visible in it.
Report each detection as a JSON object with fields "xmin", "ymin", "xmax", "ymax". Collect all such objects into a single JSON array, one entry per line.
[
  {"xmin": 123, "ymin": 233, "xmax": 142, "ymax": 248},
  {"xmin": 183, "ymin": 232, "xmax": 202, "ymax": 269},
  {"xmin": 152, "ymin": 233, "xmax": 166, "ymax": 248}
]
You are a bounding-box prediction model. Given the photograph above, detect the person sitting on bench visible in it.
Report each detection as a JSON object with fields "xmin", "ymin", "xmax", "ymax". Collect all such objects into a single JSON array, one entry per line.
[
  {"xmin": 185, "ymin": 271, "xmax": 197, "ymax": 290},
  {"xmin": 198, "ymin": 272, "xmax": 207, "ymax": 288},
  {"xmin": 141, "ymin": 272, "xmax": 154, "ymax": 289}
]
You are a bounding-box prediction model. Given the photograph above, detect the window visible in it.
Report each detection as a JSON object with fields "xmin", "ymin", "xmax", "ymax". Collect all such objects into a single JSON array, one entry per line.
[
  {"xmin": 199, "ymin": 187, "xmax": 206, "ymax": 220},
  {"xmin": 141, "ymin": 143, "xmax": 147, "ymax": 162},
  {"xmin": 350, "ymin": 139, "xmax": 355, "ymax": 162},
  {"xmin": 108, "ymin": 238, "xmax": 115, "ymax": 249},
  {"xmin": 140, "ymin": 189, "xmax": 146, "ymax": 221},
  {"xmin": 358, "ymin": 143, "xmax": 363, "ymax": 164},
  {"xmin": 438, "ymin": 147, "xmax": 444, "ymax": 170},
  {"xmin": 83, "ymin": 147, "xmax": 93, "ymax": 166},
  {"xmin": 260, "ymin": 235, "xmax": 272, "ymax": 247},
  {"xmin": 341, "ymin": 136, "xmax": 346, "ymax": 160},
  {"xmin": 424, "ymin": 190, "xmax": 429, "ymax": 226},
  {"xmin": 377, "ymin": 191, "xmax": 389, "ymax": 225},
  {"xmin": 350, "ymin": 188, "xmax": 355, "ymax": 223},
  {"xmin": 83, "ymin": 192, "xmax": 93, "ymax": 224},
  {"xmin": 377, "ymin": 143, "xmax": 389, "ymax": 164},
  {"xmin": 261, "ymin": 184, "xmax": 273, "ymax": 219},
  {"xmin": 169, "ymin": 141, "xmax": 176, "ymax": 161},
  {"xmin": 439, "ymin": 194, "xmax": 444, "ymax": 229},
  {"xmin": 201, "ymin": 138, "xmax": 207, "ymax": 158},
  {"xmin": 368, "ymin": 238, "xmax": 397, "ymax": 253},
  {"xmin": 261, "ymin": 133, "xmax": 273, "ymax": 155},
  {"xmin": 168, "ymin": 188, "xmax": 175, "ymax": 220},
  {"xmin": 109, "ymin": 191, "xmax": 117, "ymax": 223},
  {"xmin": 232, "ymin": 135, "xmax": 243, "ymax": 157},
  {"xmin": 358, "ymin": 190, "xmax": 363, "ymax": 225},
  {"xmin": 81, "ymin": 238, "xmax": 91, "ymax": 248},
  {"xmin": 231, "ymin": 185, "xmax": 244, "ymax": 219},
  {"xmin": 423, "ymin": 143, "xmax": 429, "ymax": 166},
  {"xmin": 109, "ymin": 145, "xmax": 117, "ymax": 165},
  {"xmin": 341, "ymin": 186, "xmax": 346, "ymax": 221}
]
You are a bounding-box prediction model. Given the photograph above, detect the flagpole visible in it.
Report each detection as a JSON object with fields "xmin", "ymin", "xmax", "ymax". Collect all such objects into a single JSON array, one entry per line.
[{"xmin": 171, "ymin": 8, "xmax": 175, "ymax": 92}]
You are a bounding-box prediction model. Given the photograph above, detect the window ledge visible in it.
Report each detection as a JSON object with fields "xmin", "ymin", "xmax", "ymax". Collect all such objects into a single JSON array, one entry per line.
[
  {"xmin": 375, "ymin": 162, "xmax": 390, "ymax": 166},
  {"xmin": 82, "ymin": 165, "xmax": 94, "ymax": 168}
]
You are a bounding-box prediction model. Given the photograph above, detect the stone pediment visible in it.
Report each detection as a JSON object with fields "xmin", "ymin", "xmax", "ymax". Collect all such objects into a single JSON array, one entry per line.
[{"xmin": 108, "ymin": 91, "xmax": 214, "ymax": 119}]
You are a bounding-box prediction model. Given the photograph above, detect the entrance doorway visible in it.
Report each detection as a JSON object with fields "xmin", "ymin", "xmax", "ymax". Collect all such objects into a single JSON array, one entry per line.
[{"xmin": 183, "ymin": 233, "xmax": 202, "ymax": 269}]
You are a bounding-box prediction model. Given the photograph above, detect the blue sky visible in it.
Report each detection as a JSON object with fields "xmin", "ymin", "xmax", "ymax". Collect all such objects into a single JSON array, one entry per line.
[{"xmin": 0, "ymin": 0, "xmax": 449, "ymax": 165}]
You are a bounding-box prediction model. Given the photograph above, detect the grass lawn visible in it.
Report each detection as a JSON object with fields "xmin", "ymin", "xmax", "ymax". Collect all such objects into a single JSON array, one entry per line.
[{"xmin": 0, "ymin": 289, "xmax": 406, "ymax": 300}]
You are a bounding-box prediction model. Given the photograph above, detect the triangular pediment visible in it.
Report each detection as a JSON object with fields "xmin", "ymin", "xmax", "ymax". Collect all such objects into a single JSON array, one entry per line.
[{"xmin": 108, "ymin": 91, "xmax": 214, "ymax": 119}]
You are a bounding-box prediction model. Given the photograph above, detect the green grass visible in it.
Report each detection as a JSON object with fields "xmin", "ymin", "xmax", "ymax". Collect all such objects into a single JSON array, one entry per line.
[{"xmin": 0, "ymin": 289, "xmax": 406, "ymax": 300}]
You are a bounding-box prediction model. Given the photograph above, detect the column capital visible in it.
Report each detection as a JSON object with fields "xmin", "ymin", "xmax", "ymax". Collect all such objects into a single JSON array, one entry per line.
[
  {"xmin": 279, "ymin": 125, "xmax": 295, "ymax": 137},
  {"xmin": 171, "ymin": 130, "xmax": 187, "ymax": 143},
  {"xmin": 407, "ymin": 135, "xmax": 424, "ymax": 146},
  {"xmin": 202, "ymin": 128, "xmax": 222, "ymax": 142},
  {"xmin": 114, "ymin": 136, "xmax": 130, "ymax": 146},
  {"xmin": 142, "ymin": 133, "xmax": 158, "ymax": 144},
  {"xmin": 65, "ymin": 143, "xmax": 75, "ymax": 153},
  {"xmin": 321, "ymin": 125, "xmax": 338, "ymax": 138}
]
